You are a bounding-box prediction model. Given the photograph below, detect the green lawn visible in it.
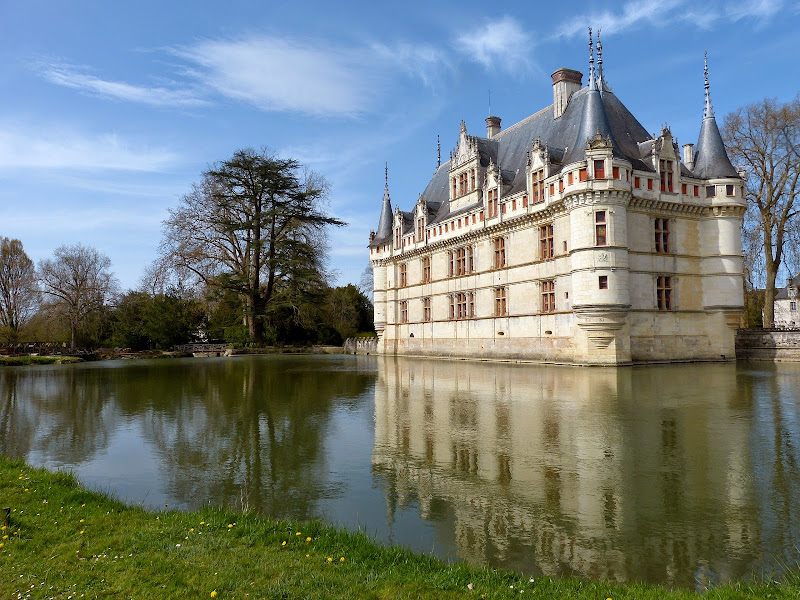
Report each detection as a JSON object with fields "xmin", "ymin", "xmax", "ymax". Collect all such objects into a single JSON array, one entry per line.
[
  {"xmin": 1, "ymin": 454, "xmax": 797, "ymax": 599},
  {"xmin": 0, "ymin": 355, "xmax": 82, "ymax": 366}
]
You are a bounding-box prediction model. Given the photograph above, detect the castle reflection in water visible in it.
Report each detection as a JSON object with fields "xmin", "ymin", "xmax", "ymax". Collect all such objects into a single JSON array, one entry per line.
[{"xmin": 372, "ymin": 357, "xmax": 796, "ymax": 587}]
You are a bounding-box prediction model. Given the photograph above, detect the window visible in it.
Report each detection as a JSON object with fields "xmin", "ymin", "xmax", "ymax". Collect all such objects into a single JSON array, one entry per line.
[
  {"xmin": 568, "ymin": 172, "xmax": 573, "ymax": 185},
  {"xmin": 470, "ymin": 169, "xmax": 476, "ymax": 190},
  {"xmin": 599, "ymin": 275, "xmax": 608, "ymax": 289},
  {"xmin": 531, "ymin": 168, "xmax": 545, "ymax": 203},
  {"xmin": 595, "ymin": 211, "xmax": 607, "ymax": 246},
  {"xmin": 634, "ymin": 176, "xmax": 641, "ymax": 189},
  {"xmin": 559, "ymin": 179, "xmax": 564, "ymax": 193},
  {"xmin": 656, "ymin": 276, "xmax": 672, "ymax": 310},
  {"xmin": 654, "ymin": 218, "xmax": 669, "ymax": 253},
  {"xmin": 522, "ymin": 194, "xmax": 528, "ymax": 207},
  {"xmin": 613, "ymin": 166, "xmax": 620, "ymax": 179},
  {"xmin": 495, "ymin": 287, "xmax": 507, "ymax": 316},
  {"xmin": 449, "ymin": 295, "xmax": 455, "ymax": 320},
  {"xmin": 449, "ymin": 246, "xmax": 474, "ymax": 277},
  {"xmin": 726, "ymin": 184, "xmax": 735, "ymax": 196},
  {"xmin": 394, "ymin": 227, "xmax": 401, "ymax": 250},
  {"xmin": 579, "ymin": 168, "xmax": 587, "ymax": 182},
  {"xmin": 467, "ymin": 245, "xmax": 474, "ymax": 273},
  {"xmin": 706, "ymin": 185, "xmax": 715, "ymax": 198},
  {"xmin": 400, "ymin": 300, "xmax": 408, "ymax": 323},
  {"xmin": 494, "ymin": 237, "xmax": 506, "ymax": 269},
  {"xmin": 659, "ymin": 160, "xmax": 674, "ymax": 192},
  {"xmin": 792, "ymin": 301, "xmax": 797, "ymax": 311},
  {"xmin": 423, "ymin": 297, "xmax": 431, "ymax": 321},
  {"xmin": 694, "ymin": 185, "xmax": 699, "ymax": 197},
  {"xmin": 422, "ymin": 257, "xmax": 431, "ymax": 283},
  {"xmin": 417, "ymin": 218, "xmax": 424, "ymax": 241},
  {"xmin": 682, "ymin": 183, "xmax": 687, "ymax": 194},
  {"xmin": 540, "ymin": 224, "xmax": 554, "ymax": 259},
  {"xmin": 541, "ymin": 280, "xmax": 556, "ymax": 313},
  {"xmin": 455, "ymin": 247, "xmax": 466, "ymax": 276},
  {"xmin": 456, "ymin": 293, "xmax": 467, "ymax": 319},
  {"xmin": 399, "ymin": 263, "xmax": 407, "ymax": 287},
  {"xmin": 488, "ymin": 189, "xmax": 499, "ymax": 217},
  {"xmin": 549, "ymin": 183, "xmax": 555, "ymax": 195},
  {"xmin": 450, "ymin": 293, "xmax": 474, "ymax": 320},
  {"xmin": 647, "ymin": 179, "xmax": 653, "ymax": 191},
  {"xmin": 452, "ymin": 177, "xmax": 456, "ymax": 198},
  {"xmin": 594, "ymin": 160, "xmax": 605, "ymax": 179}
]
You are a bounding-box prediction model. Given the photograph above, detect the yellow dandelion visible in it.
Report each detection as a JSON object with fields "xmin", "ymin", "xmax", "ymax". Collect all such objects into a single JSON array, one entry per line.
[
  {"xmin": 81, "ymin": 504, "xmax": 85, "ymax": 507},
  {"xmin": 340, "ymin": 557, "xmax": 345, "ymax": 562},
  {"xmin": 79, "ymin": 530, "xmax": 84, "ymax": 535},
  {"xmin": 281, "ymin": 541, "xmax": 287, "ymax": 546},
  {"xmin": 190, "ymin": 528, "xmax": 195, "ymax": 533},
  {"xmin": 1, "ymin": 525, "xmax": 6, "ymax": 531},
  {"xmin": 326, "ymin": 557, "xmax": 333, "ymax": 563},
  {"xmin": 305, "ymin": 553, "xmax": 309, "ymax": 557},
  {"xmin": 24, "ymin": 488, "xmax": 29, "ymax": 492},
  {"xmin": 200, "ymin": 521, "xmax": 205, "ymax": 525},
  {"xmin": 227, "ymin": 524, "xmax": 233, "ymax": 529},
  {"xmin": 0, "ymin": 543, "xmax": 4, "ymax": 548},
  {"xmin": 296, "ymin": 531, "xmax": 301, "ymax": 536},
  {"xmin": 2, "ymin": 535, "xmax": 8, "ymax": 540},
  {"xmin": 210, "ymin": 591, "xmax": 218, "ymax": 598},
  {"xmin": 79, "ymin": 519, "xmax": 84, "ymax": 523},
  {"xmin": 306, "ymin": 537, "xmax": 311, "ymax": 542}
]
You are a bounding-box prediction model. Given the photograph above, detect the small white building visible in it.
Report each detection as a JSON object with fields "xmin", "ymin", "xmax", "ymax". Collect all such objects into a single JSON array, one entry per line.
[
  {"xmin": 368, "ymin": 35, "xmax": 745, "ymax": 366},
  {"xmin": 774, "ymin": 276, "xmax": 800, "ymax": 328}
]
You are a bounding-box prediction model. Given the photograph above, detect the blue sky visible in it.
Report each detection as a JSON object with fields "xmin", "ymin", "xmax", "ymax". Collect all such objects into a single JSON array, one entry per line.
[{"xmin": 1, "ymin": 0, "xmax": 799, "ymax": 291}]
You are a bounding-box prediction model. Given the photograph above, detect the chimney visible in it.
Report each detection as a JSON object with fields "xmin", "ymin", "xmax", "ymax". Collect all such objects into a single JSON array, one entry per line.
[
  {"xmin": 683, "ymin": 143, "xmax": 695, "ymax": 170},
  {"xmin": 551, "ymin": 68, "xmax": 582, "ymax": 119},
  {"xmin": 486, "ymin": 116, "xmax": 501, "ymax": 139}
]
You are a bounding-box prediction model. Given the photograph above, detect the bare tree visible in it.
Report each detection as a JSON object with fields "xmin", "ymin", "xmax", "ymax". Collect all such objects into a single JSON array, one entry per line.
[
  {"xmin": 0, "ymin": 237, "xmax": 38, "ymax": 341},
  {"xmin": 723, "ymin": 96, "xmax": 800, "ymax": 327},
  {"xmin": 160, "ymin": 148, "xmax": 344, "ymax": 345},
  {"xmin": 38, "ymin": 244, "xmax": 117, "ymax": 348}
]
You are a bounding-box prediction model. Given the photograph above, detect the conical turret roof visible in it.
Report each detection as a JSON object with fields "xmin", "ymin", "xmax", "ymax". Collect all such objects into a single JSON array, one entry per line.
[
  {"xmin": 692, "ymin": 54, "xmax": 738, "ymax": 179},
  {"xmin": 371, "ymin": 164, "xmax": 393, "ymax": 246}
]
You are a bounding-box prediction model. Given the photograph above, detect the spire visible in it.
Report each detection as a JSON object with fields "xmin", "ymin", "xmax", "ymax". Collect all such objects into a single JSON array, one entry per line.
[
  {"xmin": 372, "ymin": 162, "xmax": 393, "ymax": 245},
  {"xmin": 588, "ymin": 27, "xmax": 597, "ymax": 91},
  {"xmin": 692, "ymin": 53, "xmax": 738, "ymax": 179},
  {"xmin": 703, "ymin": 51, "xmax": 714, "ymax": 119},
  {"xmin": 597, "ymin": 29, "xmax": 609, "ymax": 93},
  {"xmin": 437, "ymin": 135, "xmax": 441, "ymax": 168}
]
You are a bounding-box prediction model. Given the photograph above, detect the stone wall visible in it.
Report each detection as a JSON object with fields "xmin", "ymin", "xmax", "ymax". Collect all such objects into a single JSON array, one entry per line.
[
  {"xmin": 343, "ymin": 336, "xmax": 378, "ymax": 355},
  {"xmin": 736, "ymin": 329, "xmax": 800, "ymax": 361}
]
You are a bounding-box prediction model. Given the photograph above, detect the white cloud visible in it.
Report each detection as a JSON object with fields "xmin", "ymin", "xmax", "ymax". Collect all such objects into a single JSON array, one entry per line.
[
  {"xmin": 727, "ymin": 0, "xmax": 784, "ymax": 21},
  {"xmin": 554, "ymin": 0, "xmax": 683, "ymax": 38},
  {"xmin": 40, "ymin": 63, "xmax": 207, "ymax": 108},
  {"xmin": 0, "ymin": 123, "xmax": 178, "ymax": 171},
  {"xmin": 172, "ymin": 36, "xmax": 381, "ymax": 117},
  {"xmin": 455, "ymin": 16, "xmax": 532, "ymax": 71}
]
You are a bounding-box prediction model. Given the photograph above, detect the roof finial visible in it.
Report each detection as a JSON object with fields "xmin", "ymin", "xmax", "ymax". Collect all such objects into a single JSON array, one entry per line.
[
  {"xmin": 437, "ymin": 135, "xmax": 441, "ymax": 168},
  {"xmin": 703, "ymin": 51, "xmax": 715, "ymax": 119},
  {"xmin": 385, "ymin": 161, "xmax": 388, "ymax": 189},
  {"xmin": 597, "ymin": 28, "xmax": 606, "ymax": 92},
  {"xmin": 588, "ymin": 27, "xmax": 597, "ymax": 91}
]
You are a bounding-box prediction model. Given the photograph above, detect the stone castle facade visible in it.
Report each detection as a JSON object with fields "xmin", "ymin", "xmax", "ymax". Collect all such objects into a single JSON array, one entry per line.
[{"xmin": 368, "ymin": 36, "xmax": 745, "ymax": 366}]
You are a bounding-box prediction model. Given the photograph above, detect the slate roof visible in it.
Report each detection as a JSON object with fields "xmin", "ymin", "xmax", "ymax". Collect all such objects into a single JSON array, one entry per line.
[
  {"xmin": 776, "ymin": 274, "xmax": 800, "ymax": 300},
  {"xmin": 371, "ymin": 62, "xmax": 738, "ymax": 240}
]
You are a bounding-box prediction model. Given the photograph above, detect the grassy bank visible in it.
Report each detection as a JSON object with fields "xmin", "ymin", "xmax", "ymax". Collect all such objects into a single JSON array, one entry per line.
[
  {"xmin": 1, "ymin": 455, "xmax": 796, "ymax": 599},
  {"xmin": 0, "ymin": 355, "xmax": 82, "ymax": 366}
]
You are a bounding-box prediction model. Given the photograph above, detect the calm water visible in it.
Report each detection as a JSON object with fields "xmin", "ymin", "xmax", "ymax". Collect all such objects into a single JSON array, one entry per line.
[{"xmin": 1, "ymin": 355, "xmax": 800, "ymax": 589}]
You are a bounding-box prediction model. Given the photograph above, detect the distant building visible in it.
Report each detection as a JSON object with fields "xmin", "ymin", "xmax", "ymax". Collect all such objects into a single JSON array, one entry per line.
[
  {"xmin": 368, "ymin": 33, "xmax": 744, "ymax": 365},
  {"xmin": 774, "ymin": 275, "xmax": 800, "ymax": 328}
]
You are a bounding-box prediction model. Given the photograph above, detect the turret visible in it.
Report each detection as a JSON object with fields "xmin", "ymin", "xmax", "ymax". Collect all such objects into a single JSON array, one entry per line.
[
  {"xmin": 692, "ymin": 53, "xmax": 738, "ymax": 179},
  {"xmin": 371, "ymin": 162, "xmax": 393, "ymax": 246}
]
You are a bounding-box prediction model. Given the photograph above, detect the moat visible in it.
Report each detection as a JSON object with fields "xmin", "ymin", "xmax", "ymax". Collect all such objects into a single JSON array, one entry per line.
[{"xmin": 1, "ymin": 355, "xmax": 799, "ymax": 589}]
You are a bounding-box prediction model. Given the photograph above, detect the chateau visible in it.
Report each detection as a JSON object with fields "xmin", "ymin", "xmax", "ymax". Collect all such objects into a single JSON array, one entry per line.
[{"xmin": 368, "ymin": 35, "xmax": 745, "ymax": 366}]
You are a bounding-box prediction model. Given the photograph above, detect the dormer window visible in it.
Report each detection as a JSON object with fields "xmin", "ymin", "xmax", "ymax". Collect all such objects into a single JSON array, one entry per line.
[
  {"xmin": 488, "ymin": 189, "xmax": 499, "ymax": 217},
  {"xmin": 394, "ymin": 227, "xmax": 401, "ymax": 250},
  {"xmin": 659, "ymin": 160, "xmax": 674, "ymax": 192},
  {"xmin": 594, "ymin": 160, "xmax": 605, "ymax": 179},
  {"xmin": 416, "ymin": 218, "xmax": 424, "ymax": 241},
  {"xmin": 532, "ymin": 169, "xmax": 545, "ymax": 203}
]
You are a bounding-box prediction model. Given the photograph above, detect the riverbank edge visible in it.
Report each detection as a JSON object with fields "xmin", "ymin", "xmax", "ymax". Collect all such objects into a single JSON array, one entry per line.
[{"xmin": 1, "ymin": 455, "xmax": 796, "ymax": 599}]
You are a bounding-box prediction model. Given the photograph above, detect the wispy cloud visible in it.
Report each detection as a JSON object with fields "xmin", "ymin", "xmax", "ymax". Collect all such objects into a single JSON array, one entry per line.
[
  {"xmin": 0, "ymin": 123, "xmax": 178, "ymax": 171},
  {"xmin": 40, "ymin": 63, "xmax": 207, "ymax": 108},
  {"xmin": 727, "ymin": 0, "xmax": 784, "ymax": 21},
  {"xmin": 554, "ymin": 0, "xmax": 683, "ymax": 38},
  {"xmin": 454, "ymin": 16, "xmax": 532, "ymax": 71},
  {"xmin": 172, "ymin": 36, "xmax": 381, "ymax": 117}
]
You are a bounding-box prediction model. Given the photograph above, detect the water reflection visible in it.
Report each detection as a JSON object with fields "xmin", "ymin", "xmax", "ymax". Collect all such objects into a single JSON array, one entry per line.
[
  {"xmin": 372, "ymin": 357, "xmax": 800, "ymax": 587},
  {"xmin": 2, "ymin": 356, "xmax": 800, "ymax": 588}
]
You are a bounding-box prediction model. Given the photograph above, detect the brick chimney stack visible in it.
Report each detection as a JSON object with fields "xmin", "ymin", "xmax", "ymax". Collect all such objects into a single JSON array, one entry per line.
[
  {"xmin": 486, "ymin": 116, "xmax": 501, "ymax": 138},
  {"xmin": 551, "ymin": 68, "xmax": 582, "ymax": 119}
]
